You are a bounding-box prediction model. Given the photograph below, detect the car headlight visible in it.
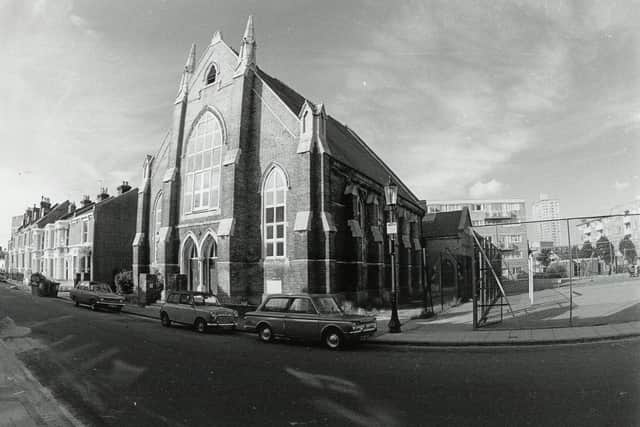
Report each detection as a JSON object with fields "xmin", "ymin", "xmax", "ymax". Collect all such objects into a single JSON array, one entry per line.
[
  {"xmin": 351, "ymin": 322, "xmax": 364, "ymax": 332},
  {"xmin": 232, "ymin": 310, "xmax": 239, "ymax": 318},
  {"xmin": 209, "ymin": 313, "xmax": 218, "ymax": 320},
  {"xmin": 98, "ymin": 297, "xmax": 104, "ymax": 302}
]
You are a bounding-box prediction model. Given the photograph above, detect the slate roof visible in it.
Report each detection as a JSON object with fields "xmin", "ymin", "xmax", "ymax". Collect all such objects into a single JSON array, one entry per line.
[
  {"xmin": 17, "ymin": 201, "xmax": 72, "ymax": 231},
  {"xmin": 421, "ymin": 208, "xmax": 471, "ymax": 239},
  {"xmin": 255, "ymin": 67, "xmax": 422, "ymax": 209}
]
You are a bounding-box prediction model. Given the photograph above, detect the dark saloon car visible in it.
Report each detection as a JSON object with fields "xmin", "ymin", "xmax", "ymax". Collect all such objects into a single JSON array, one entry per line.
[
  {"xmin": 244, "ymin": 294, "xmax": 377, "ymax": 349},
  {"xmin": 70, "ymin": 282, "xmax": 125, "ymax": 311},
  {"xmin": 159, "ymin": 291, "xmax": 238, "ymax": 333}
]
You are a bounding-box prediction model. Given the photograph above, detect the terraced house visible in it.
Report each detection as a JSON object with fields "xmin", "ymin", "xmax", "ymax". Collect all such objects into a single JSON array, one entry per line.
[
  {"xmin": 133, "ymin": 17, "xmax": 425, "ymax": 306},
  {"xmin": 6, "ymin": 184, "xmax": 137, "ymax": 287}
]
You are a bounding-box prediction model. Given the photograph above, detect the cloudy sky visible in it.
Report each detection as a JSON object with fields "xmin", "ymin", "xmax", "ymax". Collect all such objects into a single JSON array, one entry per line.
[{"xmin": 1, "ymin": 0, "xmax": 639, "ymax": 245}]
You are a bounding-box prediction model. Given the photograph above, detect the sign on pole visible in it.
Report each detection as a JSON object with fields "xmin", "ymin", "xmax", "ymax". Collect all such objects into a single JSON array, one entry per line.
[{"xmin": 386, "ymin": 222, "xmax": 397, "ymax": 235}]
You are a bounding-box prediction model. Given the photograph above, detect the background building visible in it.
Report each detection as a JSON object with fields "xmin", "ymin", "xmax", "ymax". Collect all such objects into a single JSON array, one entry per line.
[
  {"xmin": 423, "ymin": 199, "xmax": 527, "ymax": 278},
  {"xmin": 6, "ymin": 198, "xmax": 70, "ymax": 282},
  {"xmin": 133, "ymin": 18, "xmax": 425, "ymax": 306},
  {"xmin": 6, "ymin": 183, "xmax": 137, "ymax": 286},
  {"xmin": 577, "ymin": 200, "xmax": 640, "ymax": 268},
  {"xmin": 531, "ymin": 193, "xmax": 561, "ymax": 246}
]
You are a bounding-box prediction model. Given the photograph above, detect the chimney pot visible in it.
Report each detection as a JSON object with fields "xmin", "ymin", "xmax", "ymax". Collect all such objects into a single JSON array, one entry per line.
[
  {"xmin": 81, "ymin": 195, "xmax": 92, "ymax": 207},
  {"xmin": 117, "ymin": 180, "xmax": 132, "ymax": 195},
  {"xmin": 97, "ymin": 187, "xmax": 109, "ymax": 202}
]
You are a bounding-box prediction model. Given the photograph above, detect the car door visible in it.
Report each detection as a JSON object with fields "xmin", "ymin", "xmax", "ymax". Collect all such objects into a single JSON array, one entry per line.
[
  {"xmin": 76, "ymin": 285, "xmax": 88, "ymax": 304},
  {"xmin": 284, "ymin": 297, "xmax": 320, "ymax": 339},
  {"xmin": 176, "ymin": 294, "xmax": 195, "ymax": 324},
  {"xmin": 260, "ymin": 297, "xmax": 290, "ymax": 336},
  {"xmin": 163, "ymin": 293, "xmax": 180, "ymax": 322}
]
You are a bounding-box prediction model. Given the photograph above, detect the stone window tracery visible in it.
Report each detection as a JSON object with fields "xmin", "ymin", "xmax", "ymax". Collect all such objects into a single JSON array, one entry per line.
[{"xmin": 183, "ymin": 112, "xmax": 223, "ymax": 213}]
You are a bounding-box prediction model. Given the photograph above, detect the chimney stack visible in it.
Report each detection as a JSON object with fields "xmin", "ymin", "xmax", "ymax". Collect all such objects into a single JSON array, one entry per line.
[
  {"xmin": 80, "ymin": 195, "xmax": 92, "ymax": 207},
  {"xmin": 68, "ymin": 202, "xmax": 76, "ymax": 215},
  {"xmin": 117, "ymin": 180, "xmax": 131, "ymax": 195},
  {"xmin": 97, "ymin": 187, "xmax": 110, "ymax": 202},
  {"xmin": 40, "ymin": 196, "xmax": 51, "ymax": 213}
]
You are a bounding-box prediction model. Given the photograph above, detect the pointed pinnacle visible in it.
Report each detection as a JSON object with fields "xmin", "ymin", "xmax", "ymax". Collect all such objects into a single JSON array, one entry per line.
[
  {"xmin": 243, "ymin": 15, "xmax": 255, "ymax": 42},
  {"xmin": 184, "ymin": 43, "xmax": 196, "ymax": 73}
]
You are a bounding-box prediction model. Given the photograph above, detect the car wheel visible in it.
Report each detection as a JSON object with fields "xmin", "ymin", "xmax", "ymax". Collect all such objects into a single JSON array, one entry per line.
[
  {"xmin": 194, "ymin": 318, "xmax": 207, "ymax": 333},
  {"xmin": 323, "ymin": 328, "xmax": 343, "ymax": 350},
  {"xmin": 258, "ymin": 324, "xmax": 273, "ymax": 343},
  {"xmin": 89, "ymin": 300, "xmax": 97, "ymax": 311},
  {"xmin": 161, "ymin": 312, "xmax": 172, "ymax": 327},
  {"xmin": 72, "ymin": 296, "xmax": 79, "ymax": 307}
]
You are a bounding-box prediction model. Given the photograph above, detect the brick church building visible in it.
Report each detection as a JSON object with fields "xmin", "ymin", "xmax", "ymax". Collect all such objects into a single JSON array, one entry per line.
[{"xmin": 133, "ymin": 17, "xmax": 425, "ymax": 306}]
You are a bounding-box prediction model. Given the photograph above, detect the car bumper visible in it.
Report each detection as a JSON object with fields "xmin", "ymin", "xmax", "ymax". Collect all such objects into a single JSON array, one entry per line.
[
  {"xmin": 96, "ymin": 302, "xmax": 125, "ymax": 309},
  {"xmin": 347, "ymin": 326, "xmax": 377, "ymax": 339},
  {"xmin": 206, "ymin": 322, "xmax": 236, "ymax": 330}
]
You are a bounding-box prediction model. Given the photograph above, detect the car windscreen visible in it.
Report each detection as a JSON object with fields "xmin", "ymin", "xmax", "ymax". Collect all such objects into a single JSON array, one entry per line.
[
  {"xmin": 312, "ymin": 296, "xmax": 343, "ymax": 314},
  {"xmin": 193, "ymin": 295, "xmax": 220, "ymax": 306},
  {"xmin": 91, "ymin": 284, "xmax": 112, "ymax": 293}
]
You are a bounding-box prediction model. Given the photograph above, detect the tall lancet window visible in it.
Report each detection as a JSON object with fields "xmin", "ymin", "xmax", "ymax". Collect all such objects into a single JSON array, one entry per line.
[
  {"xmin": 263, "ymin": 167, "xmax": 287, "ymax": 258},
  {"xmin": 183, "ymin": 112, "xmax": 223, "ymax": 213},
  {"xmin": 153, "ymin": 193, "xmax": 163, "ymax": 264}
]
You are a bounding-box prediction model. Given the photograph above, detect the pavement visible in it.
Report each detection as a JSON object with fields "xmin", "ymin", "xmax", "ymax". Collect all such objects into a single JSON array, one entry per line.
[{"xmin": 0, "ymin": 318, "xmax": 83, "ymax": 427}]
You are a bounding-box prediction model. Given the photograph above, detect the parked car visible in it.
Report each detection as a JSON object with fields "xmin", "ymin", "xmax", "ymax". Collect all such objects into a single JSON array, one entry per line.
[
  {"xmin": 244, "ymin": 294, "xmax": 377, "ymax": 349},
  {"xmin": 159, "ymin": 291, "xmax": 238, "ymax": 333},
  {"xmin": 70, "ymin": 281, "xmax": 125, "ymax": 311},
  {"xmin": 29, "ymin": 273, "xmax": 60, "ymax": 297}
]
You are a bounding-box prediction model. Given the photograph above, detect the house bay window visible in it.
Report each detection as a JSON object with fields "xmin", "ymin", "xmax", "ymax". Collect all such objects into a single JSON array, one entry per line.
[
  {"xmin": 183, "ymin": 112, "xmax": 223, "ymax": 213},
  {"xmin": 263, "ymin": 168, "xmax": 287, "ymax": 258}
]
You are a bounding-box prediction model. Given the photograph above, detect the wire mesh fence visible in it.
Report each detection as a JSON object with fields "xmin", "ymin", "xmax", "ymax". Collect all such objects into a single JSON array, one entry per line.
[{"xmin": 474, "ymin": 212, "xmax": 640, "ymax": 329}]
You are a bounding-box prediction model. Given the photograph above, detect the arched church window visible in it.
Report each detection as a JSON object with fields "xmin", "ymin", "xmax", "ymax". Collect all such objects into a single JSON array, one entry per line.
[
  {"xmin": 153, "ymin": 193, "xmax": 163, "ymax": 263},
  {"xmin": 206, "ymin": 64, "xmax": 217, "ymax": 85},
  {"xmin": 183, "ymin": 112, "xmax": 223, "ymax": 213},
  {"xmin": 263, "ymin": 167, "xmax": 287, "ymax": 258}
]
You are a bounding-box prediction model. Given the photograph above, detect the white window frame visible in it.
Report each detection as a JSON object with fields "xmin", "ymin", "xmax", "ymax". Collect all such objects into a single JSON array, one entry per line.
[
  {"xmin": 81, "ymin": 221, "xmax": 88, "ymax": 243},
  {"xmin": 263, "ymin": 168, "xmax": 287, "ymax": 258},
  {"xmin": 183, "ymin": 112, "xmax": 223, "ymax": 214}
]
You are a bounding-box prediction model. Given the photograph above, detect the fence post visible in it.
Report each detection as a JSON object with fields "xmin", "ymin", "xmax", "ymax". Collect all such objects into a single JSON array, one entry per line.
[{"xmin": 567, "ymin": 218, "xmax": 573, "ymax": 326}]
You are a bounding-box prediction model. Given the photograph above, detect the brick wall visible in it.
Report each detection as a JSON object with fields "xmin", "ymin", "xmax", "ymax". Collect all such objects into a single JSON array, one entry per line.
[{"xmin": 93, "ymin": 189, "xmax": 138, "ymax": 284}]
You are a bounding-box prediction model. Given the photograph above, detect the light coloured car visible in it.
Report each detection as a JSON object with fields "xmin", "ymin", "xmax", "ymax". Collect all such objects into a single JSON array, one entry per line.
[
  {"xmin": 159, "ymin": 291, "xmax": 238, "ymax": 333},
  {"xmin": 70, "ymin": 281, "xmax": 124, "ymax": 311},
  {"xmin": 244, "ymin": 294, "xmax": 377, "ymax": 349}
]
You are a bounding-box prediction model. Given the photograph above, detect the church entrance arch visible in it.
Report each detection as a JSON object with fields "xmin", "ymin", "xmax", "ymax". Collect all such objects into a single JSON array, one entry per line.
[
  {"xmin": 201, "ymin": 234, "xmax": 218, "ymax": 295},
  {"xmin": 181, "ymin": 235, "xmax": 199, "ymax": 291}
]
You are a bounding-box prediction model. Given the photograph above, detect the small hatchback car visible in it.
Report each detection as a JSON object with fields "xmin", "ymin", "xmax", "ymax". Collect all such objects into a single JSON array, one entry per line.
[
  {"xmin": 244, "ymin": 294, "xmax": 377, "ymax": 349},
  {"xmin": 160, "ymin": 291, "xmax": 238, "ymax": 333}
]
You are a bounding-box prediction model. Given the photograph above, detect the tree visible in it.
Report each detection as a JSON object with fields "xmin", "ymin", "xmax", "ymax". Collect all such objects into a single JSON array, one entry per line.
[
  {"xmin": 619, "ymin": 235, "xmax": 637, "ymax": 265},
  {"xmin": 535, "ymin": 248, "xmax": 552, "ymax": 267},
  {"xmin": 596, "ymin": 236, "xmax": 614, "ymax": 275},
  {"xmin": 579, "ymin": 241, "xmax": 594, "ymax": 259}
]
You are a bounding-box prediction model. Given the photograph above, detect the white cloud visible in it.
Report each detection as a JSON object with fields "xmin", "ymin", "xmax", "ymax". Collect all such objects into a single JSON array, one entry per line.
[
  {"xmin": 615, "ymin": 180, "xmax": 630, "ymax": 191},
  {"xmin": 468, "ymin": 179, "xmax": 505, "ymax": 198}
]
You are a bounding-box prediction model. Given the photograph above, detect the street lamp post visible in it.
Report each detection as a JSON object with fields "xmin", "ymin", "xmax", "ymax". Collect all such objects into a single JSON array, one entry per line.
[{"xmin": 384, "ymin": 177, "xmax": 401, "ymax": 333}]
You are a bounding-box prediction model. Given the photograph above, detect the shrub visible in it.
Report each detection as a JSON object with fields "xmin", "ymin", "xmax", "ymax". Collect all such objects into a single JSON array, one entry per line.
[
  {"xmin": 115, "ymin": 271, "xmax": 134, "ymax": 294},
  {"xmin": 545, "ymin": 263, "xmax": 567, "ymax": 277}
]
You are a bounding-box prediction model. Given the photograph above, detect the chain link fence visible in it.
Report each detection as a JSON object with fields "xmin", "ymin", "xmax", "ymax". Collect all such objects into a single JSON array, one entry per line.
[{"xmin": 474, "ymin": 213, "xmax": 640, "ymax": 329}]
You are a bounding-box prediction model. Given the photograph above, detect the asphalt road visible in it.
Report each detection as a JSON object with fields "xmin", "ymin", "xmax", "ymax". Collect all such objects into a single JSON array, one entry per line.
[{"xmin": 0, "ymin": 285, "xmax": 638, "ymax": 427}]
